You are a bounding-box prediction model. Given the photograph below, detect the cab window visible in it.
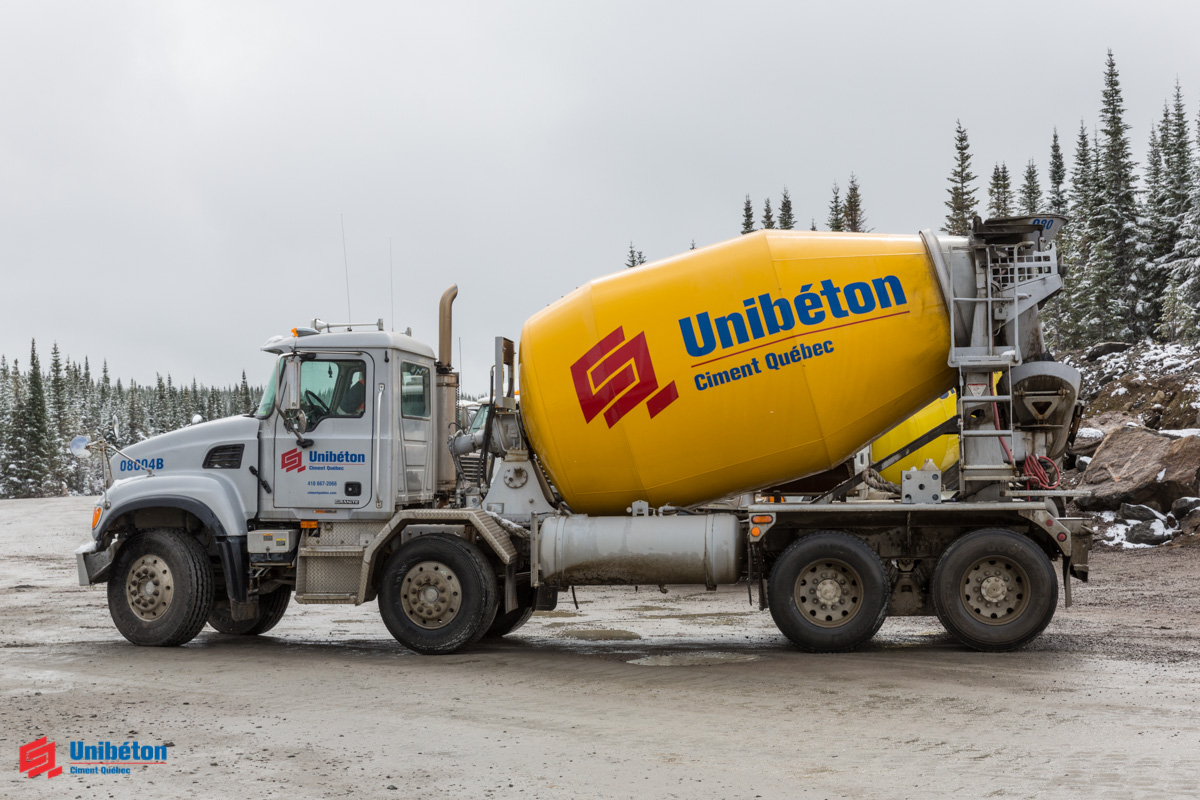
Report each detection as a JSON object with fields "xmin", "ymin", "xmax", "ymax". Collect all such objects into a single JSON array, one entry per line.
[
  {"xmin": 299, "ymin": 359, "xmax": 366, "ymax": 431},
  {"xmin": 401, "ymin": 363, "xmax": 430, "ymax": 419}
]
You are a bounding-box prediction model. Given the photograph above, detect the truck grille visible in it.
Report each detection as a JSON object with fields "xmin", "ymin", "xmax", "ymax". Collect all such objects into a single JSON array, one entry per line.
[{"xmin": 203, "ymin": 444, "xmax": 244, "ymax": 470}]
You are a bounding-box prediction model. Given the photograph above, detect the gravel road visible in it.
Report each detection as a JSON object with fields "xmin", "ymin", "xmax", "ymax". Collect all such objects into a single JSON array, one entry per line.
[{"xmin": 2, "ymin": 497, "xmax": 1198, "ymax": 799}]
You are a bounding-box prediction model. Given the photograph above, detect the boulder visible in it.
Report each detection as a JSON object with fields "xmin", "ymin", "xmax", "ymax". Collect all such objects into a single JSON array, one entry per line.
[
  {"xmin": 1076, "ymin": 426, "xmax": 1200, "ymax": 513},
  {"xmin": 1126, "ymin": 520, "xmax": 1173, "ymax": 546},
  {"xmin": 1181, "ymin": 510, "xmax": 1200, "ymax": 539},
  {"xmin": 1119, "ymin": 503, "xmax": 1163, "ymax": 522},
  {"xmin": 1085, "ymin": 342, "xmax": 1131, "ymax": 361},
  {"xmin": 1171, "ymin": 496, "xmax": 1200, "ymax": 519}
]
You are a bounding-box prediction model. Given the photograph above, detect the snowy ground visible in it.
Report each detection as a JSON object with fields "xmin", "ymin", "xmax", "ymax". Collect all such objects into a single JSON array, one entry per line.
[{"xmin": 4, "ymin": 497, "xmax": 1200, "ymax": 799}]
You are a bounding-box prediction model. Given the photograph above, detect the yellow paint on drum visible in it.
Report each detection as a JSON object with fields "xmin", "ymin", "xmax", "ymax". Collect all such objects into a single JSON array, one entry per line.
[
  {"xmin": 519, "ymin": 230, "xmax": 957, "ymax": 515},
  {"xmin": 872, "ymin": 391, "xmax": 960, "ymax": 485}
]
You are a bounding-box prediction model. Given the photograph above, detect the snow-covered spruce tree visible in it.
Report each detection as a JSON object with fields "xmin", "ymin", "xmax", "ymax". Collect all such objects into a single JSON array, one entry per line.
[
  {"xmin": 842, "ymin": 174, "xmax": 868, "ymax": 232},
  {"xmin": 44, "ymin": 342, "xmax": 73, "ymax": 495},
  {"xmin": 11, "ymin": 343, "xmax": 52, "ymax": 498},
  {"xmin": 741, "ymin": 195, "xmax": 755, "ymax": 234},
  {"xmin": 1159, "ymin": 109, "xmax": 1200, "ymax": 343},
  {"xmin": 761, "ymin": 197, "xmax": 775, "ymax": 230},
  {"xmin": 1048, "ymin": 129, "xmax": 1068, "ymax": 215},
  {"xmin": 809, "ymin": 218, "xmax": 817, "ymax": 231},
  {"xmin": 943, "ymin": 120, "xmax": 977, "ymax": 236},
  {"xmin": 778, "ymin": 188, "xmax": 795, "ymax": 230},
  {"xmin": 0, "ymin": 357, "xmax": 11, "ymax": 499},
  {"xmin": 1142, "ymin": 119, "xmax": 1172, "ymax": 264},
  {"xmin": 826, "ymin": 183, "xmax": 844, "ymax": 231},
  {"xmin": 126, "ymin": 380, "xmax": 146, "ymax": 444},
  {"xmin": 1162, "ymin": 81, "xmax": 1194, "ymax": 254},
  {"xmin": 1057, "ymin": 123, "xmax": 1100, "ymax": 348},
  {"xmin": 1093, "ymin": 50, "xmax": 1145, "ymax": 340},
  {"xmin": 1019, "ymin": 159, "xmax": 1042, "ymax": 215},
  {"xmin": 987, "ymin": 163, "xmax": 1014, "ymax": 217},
  {"xmin": 239, "ymin": 371, "xmax": 253, "ymax": 414}
]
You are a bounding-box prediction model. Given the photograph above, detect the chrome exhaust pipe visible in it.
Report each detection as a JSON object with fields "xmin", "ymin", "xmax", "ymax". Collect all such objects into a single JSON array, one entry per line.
[{"xmin": 438, "ymin": 284, "xmax": 458, "ymax": 368}]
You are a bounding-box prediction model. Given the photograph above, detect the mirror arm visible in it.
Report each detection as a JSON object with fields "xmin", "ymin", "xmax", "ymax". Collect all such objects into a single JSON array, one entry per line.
[{"xmin": 274, "ymin": 357, "xmax": 313, "ymax": 448}]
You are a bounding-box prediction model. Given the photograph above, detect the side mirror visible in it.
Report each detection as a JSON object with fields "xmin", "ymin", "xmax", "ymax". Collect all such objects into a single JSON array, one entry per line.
[
  {"xmin": 282, "ymin": 358, "xmax": 300, "ymax": 411},
  {"xmin": 70, "ymin": 435, "xmax": 92, "ymax": 459}
]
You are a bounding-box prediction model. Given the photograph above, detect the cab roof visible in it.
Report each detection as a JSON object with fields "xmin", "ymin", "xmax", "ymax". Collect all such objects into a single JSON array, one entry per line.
[{"xmin": 260, "ymin": 328, "xmax": 436, "ymax": 360}]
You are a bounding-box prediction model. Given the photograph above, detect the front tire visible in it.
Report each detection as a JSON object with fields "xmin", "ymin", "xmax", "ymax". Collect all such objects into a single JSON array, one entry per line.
[
  {"xmin": 484, "ymin": 583, "xmax": 534, "ymax": 638},
  {"xmin": 767, "ymin": 531, "xmax": 889, "ymax": 652},
  {"xmin": 107, "ymin": 528, "xmax": 214, "ymax": 647},
  {"xmin": 931, "ymin": 528, "xmax": 1058, "ymax": 652},
  {"xmin": 208, "ymin": 585, "xmax": 291, "ymax": 635},
  {"xmin": 378, "ymin": 534, "xmax": 498, "ymax": 655}
]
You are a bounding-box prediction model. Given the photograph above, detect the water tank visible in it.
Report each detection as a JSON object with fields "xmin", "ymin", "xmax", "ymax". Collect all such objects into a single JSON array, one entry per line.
[{"xmin": 519, "ymin": 229, "xmax": 956, "ymax": 515}]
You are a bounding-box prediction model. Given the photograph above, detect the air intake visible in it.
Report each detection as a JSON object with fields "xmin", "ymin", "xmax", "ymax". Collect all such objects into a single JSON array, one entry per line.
[{"xmin": 203, "ymin": 444, "xmax": 244, "ymax": 470}]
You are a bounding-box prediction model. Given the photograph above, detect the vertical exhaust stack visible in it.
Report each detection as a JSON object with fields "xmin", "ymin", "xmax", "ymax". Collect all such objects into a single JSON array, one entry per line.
[{"xmin": 436, "ymin": 285, "xmax": 460, "ymax": 493}]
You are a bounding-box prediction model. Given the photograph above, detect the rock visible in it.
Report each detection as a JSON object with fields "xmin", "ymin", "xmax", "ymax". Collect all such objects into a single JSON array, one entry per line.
[
  {"xmin": 1077, "ymin": 455, "xmax": 1091, "ymax": 471},
  {"xmin": 1076, "ymin": 426, "xmax": 1200, "ymax": 513},
  {"xmin": 1181, "ymin": 510, "xmax": 1200, "ymax": 539},
  {"xmin": 1119, "ymin": 503, "xmax": 1163, "ymax": 522},
  {"xmin": 1151, "ymin": 390, "xmax": 1167, "ymax": 405},
  {"xmin": 1085, "ymin": 342, "xmax": 1131, "ymax": 361},
  {"xmin": 1126, "ymin": 520, "xmax": 1173, "ymax": 546},
  {"xmin": 1171, "ymin": 496, "xmax": 1200, "ymax": 519}
]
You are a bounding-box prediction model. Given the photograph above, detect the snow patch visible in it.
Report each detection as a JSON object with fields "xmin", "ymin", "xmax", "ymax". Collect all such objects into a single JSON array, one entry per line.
[{"xmin": 1156, "ymin": 468, "xmax": 1167, "ymax": 482}]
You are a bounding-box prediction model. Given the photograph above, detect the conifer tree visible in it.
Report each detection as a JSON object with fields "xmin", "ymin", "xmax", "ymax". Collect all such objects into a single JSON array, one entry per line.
[
  {"xmin": 624, "ymin": 242, "xmax": 646, "ymax": 269},
  {"xmin": 11, "ymin": 342, "xmax": 51, "ymax": 498},
  {"xmin": 1162, "ymin": 81, "xmax": 1194, "ymax": 251},
  {"xmin": 842, "ymin": 174, "xmax": 868, "ymax": 232},
  {"xmin": 943, "ymin": 120, "xmax": 978, "ymax": 235},
  {"xmin": 778, "ymin": 188, "xmax": 795, "ymax": 230},
  {"xmin": 826, "ymin": 183, "xmax": 844, "ymax": 231},
  {"xmin": 741, "ymin": 195, "xmax": 755, "ymax": 235},
  {"xmin": 1143, "ymin": 120, "xmax": 1172, "ymax": 264},
  {"xmin": 1019, "ymin": 159, "xmax": 1042, "ymax": 214},
  {"xmin": 1048, "ymin": 129, "xmax": 1068, "ymax": 215},
  {"xmin": 1160, "ymin": 108, "xmax": 1200, "ymax": 342},
  {"xmin": 810, "ymin": 219, "xmax": 817, "ymax": 231},
  {"xmin": 988, "ymin": 163, "xmax": 1014, "ymax": 216},
  {"xmin": 46, "ymin": 342, "xmax": 71, "ymax": 493},
  {"xmin": 689, "ymin": 239, "xmax": 696, "ymax": 251},
  {"xmin": 761, "ymin": 197, "xmax": 775, "ymax": 230}
]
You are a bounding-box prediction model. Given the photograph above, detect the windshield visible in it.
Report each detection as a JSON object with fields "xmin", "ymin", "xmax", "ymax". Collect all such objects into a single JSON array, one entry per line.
[{"xmin": 254, "ymin": 359, "xmax": 283, "ymax": 418}]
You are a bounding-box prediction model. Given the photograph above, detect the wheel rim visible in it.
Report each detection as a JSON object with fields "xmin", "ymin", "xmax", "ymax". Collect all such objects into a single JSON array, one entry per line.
[
  {"xmin": 125, "ymin": 555, "xmax": 174, "ymax": 621},
  {"xmin": 400, "ymin": 561, "xmax": 462, "ymax": 629},
  {"xmin": 793, "ymin": 558, "xmax": 863, "ymax": 628},
  {"xmin": 961, "ymin": 556, "xmax": 1030, "ymax": 625}
]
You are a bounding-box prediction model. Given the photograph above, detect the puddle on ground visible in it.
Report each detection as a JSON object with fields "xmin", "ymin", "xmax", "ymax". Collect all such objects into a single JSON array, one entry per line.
[
  {"xmin": 628, "ymin": 652, "xmax": 760, "ymax": 667},
  {"xmin": 560, "ymin": 629, "xmax": 642, "ymax": 641},
  {"xmin": 534, "ymin": 610, "xmax": 583, "ymax": 618}
]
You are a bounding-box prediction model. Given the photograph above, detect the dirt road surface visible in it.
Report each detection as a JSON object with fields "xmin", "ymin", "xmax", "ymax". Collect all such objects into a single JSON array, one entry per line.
[{"xmin": 3, "ymin": 498, "xmax": 1199, "ymax": 799}]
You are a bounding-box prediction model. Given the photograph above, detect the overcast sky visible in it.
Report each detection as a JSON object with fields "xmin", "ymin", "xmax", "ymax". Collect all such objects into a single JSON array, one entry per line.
[{"xmin": 2, "ymin": 1, "xmax": 1198, "ymax": 394}]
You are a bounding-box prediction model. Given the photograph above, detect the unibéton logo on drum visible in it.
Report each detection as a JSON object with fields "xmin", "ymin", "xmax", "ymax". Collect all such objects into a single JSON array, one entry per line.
[
  {"xmin": 280, "ymin": 448, "xmax": 305, "ymax": 473},
  {"xmin": 570, "ymin": 327, "xmax": 678, "ymax": 428}
]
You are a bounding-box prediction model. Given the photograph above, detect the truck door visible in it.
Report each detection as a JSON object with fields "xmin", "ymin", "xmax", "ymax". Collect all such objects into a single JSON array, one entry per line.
[{"xmin": 272, "ymin": 355, "xmax": 377, "ymax": 510}]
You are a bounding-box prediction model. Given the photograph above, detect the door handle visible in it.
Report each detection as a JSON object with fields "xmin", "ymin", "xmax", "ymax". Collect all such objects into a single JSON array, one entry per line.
[{"xmin": 374, "ymin": 382, "xmax": 385, "ymax": 509}]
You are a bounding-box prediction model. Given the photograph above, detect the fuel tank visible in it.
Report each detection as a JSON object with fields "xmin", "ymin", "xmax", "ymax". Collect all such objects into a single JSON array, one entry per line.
[{"xmin": 519, "ymin": 229, "xmax": 957, "ymax": 515}]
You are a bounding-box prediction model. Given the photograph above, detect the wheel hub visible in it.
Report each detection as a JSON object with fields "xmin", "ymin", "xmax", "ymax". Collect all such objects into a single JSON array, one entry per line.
[
  {"xmin": 400, "ymin": 561, "xmax": 462, "ymax": 629},
  {"xmin": 794, "ymin": 560, "xmax": 862, "ymax": 629},
  {"xmin": 962, "ymin": 557, "xmax": 1029, "ymax": 625},
  {"xmin": 124, "ymin": 555, "xmax": 174, "ymax": 621}
]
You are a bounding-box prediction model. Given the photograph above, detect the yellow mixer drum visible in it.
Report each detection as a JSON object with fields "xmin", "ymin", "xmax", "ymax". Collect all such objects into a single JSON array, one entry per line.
[
  {"xmin": 519, "ymin": 229, "xmax": 957, "ymax": 515},
  {"xmin": 871, "ymin": 390, "xmax": 960, "ymax": 485}
]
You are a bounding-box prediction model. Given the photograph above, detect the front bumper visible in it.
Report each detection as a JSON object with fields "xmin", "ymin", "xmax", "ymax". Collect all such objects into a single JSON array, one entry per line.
[{"xmin": 75, "ymin": 540, "xmax": 118, "ymax": 585}]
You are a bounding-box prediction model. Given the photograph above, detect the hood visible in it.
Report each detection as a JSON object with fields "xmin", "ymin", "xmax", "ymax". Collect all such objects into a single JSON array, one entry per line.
[{"xmin": 111, "ymin": 415, "xmax": 261, "ymax": 481}]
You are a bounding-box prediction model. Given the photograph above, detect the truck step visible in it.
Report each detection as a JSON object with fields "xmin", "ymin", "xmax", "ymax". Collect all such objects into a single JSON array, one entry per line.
[
  {"xmin": 294, "ymin": 592, "xmax": 358, "ymax": 605},
  {"xmin": 298, "ymin": 546, "xmax": 365, "ymax": 557}
]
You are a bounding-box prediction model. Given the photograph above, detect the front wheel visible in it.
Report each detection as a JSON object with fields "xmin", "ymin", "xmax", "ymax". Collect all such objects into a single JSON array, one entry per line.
[
  {"xmin": 107, "ymin": 528, "xmax": 214, "ymax": 647},
  {"xmin": 931, "ymin": 529, "xmax": 1058, "ymax": 651},
  {"xmin": 208, "ymin": 585, "xmax": 291, "ymax": 635},
  {"xmin": 767, "ymin": 531, "xmax": 889, "ymax": 652},
  {"xmin": 378, "ymin": 534, "xmax": 498, "ymax": 655}
]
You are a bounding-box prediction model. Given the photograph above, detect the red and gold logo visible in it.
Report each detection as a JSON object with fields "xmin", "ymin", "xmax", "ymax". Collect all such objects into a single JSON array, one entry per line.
[{"xmin": 570, "ymin": 327, "xmax": 678, "ymax": 428}]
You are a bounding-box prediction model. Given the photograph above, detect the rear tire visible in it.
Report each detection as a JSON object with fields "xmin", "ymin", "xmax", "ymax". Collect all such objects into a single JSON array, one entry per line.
[
  {"xmin": 931, "ymin": 528, "xmax": 1058, "ymax": 652},
  {"xmin": 208, "ymin": 585, "xmax": 291, "ymax": 635},
  {"xmin": 378, "ymin": 534, "xmax": 498, "ymax": 655},
  {"xmin": 768, "ymin": 531, "xmax": 889, "ymax": 652},
  {"xmin": 107, "ymin": 528, "xmax": 214, "ymax": 647},
  {"xmin": 484, "ymin": 583, "xmax": 534, "ymax": 638}
]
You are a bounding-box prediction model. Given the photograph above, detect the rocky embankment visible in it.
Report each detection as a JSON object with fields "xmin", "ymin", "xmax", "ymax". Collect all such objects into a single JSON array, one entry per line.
[{"xmin": 1058, "ymin": 342, "xmax": 1200, "ymax": 548}]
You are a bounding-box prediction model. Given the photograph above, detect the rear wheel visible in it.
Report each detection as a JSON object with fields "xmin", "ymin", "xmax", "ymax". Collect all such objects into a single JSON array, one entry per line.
[
  {"xmin": 484, "ymin": 583, "xmax": 534, "ymax": 638},
  {"xmin": 768, "ymin": 531, "xmax": 889, "ymax": 652},
  {"xmin": 107, "ymin": 528, "xmax": 214, "ymax": 647},
  {"xmin": 208, "ymin": 585, "xmax": 291, "ymax": 635},
  {"xmin": 378, "ymin": 534, "xmax": 498, "ymax": 655},
  {"xmin": 931, "ymin": 528, "xmax": 1058, "ymax": 651}
]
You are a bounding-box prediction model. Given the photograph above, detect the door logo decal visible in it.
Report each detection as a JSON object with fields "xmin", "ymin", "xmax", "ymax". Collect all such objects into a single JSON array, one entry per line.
[
  {"xmin": 570, "ymin": 327, "xmax": 678, "ymax": 428},
  {"xmin": 280, "ymin": 448, "xmax": 306, "ymax": 473}
]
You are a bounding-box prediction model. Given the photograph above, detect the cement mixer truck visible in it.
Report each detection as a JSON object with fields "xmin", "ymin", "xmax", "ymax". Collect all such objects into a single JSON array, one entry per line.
[{"xmin": 74, "ymin": 215, "xmax": 1092, "ymax": 655}]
